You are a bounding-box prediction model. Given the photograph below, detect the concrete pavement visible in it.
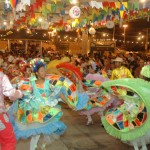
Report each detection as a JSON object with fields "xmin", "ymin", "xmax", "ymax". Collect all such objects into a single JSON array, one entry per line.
[{"xmin": 16, "ymin": 105, "xmax": 142, "ymax": 150}]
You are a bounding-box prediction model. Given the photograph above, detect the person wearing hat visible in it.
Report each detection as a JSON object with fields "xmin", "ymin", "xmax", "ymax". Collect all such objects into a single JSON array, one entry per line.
[{"xmin": 111, "ymin": 57, "xmax": 133, "ymax": 80}]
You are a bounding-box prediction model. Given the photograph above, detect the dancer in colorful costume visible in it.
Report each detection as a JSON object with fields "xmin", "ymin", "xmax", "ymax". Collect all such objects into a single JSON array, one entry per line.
[
  {"xmin": 101, "ymin": 64, "xmax": 150, "ymax": 150},
  {"xmin": 49, "ymin": 61, "xmax": 116, "ymax": 126},
  {"xmin": 0, "ymin": 64, "xmax": 23, "ymax": 150},
  {"xmin": 80, "ymin": 64, "xmax": 113, "ymax": 125},
  {"xmin": 9, "ymin": 58, "xmax": 67, "ymax": 150}
]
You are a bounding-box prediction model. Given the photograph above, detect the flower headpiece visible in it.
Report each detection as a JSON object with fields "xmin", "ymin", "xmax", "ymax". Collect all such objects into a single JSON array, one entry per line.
[
  {"xmin": 141, "ymin": 65, "xmax": 150, "ymax": 78},
  {"xmin": 30, "ymin": 58, "xmax": 46, "ymax": 73},
  {"xmin": 19, "ymin": 61, "xmax": 31, "ymax": 72}
]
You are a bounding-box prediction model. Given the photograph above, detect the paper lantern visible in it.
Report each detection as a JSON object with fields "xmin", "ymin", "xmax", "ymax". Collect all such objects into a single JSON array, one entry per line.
[
  {"xmin": 51, "ymin": 29, "xmax": 57, "ymax": 36},
  {"xmin": 89, "ymin": 27, "xmax": 96, "ymax": 35},
  {"xmin": 65, "ymin": 25, "xmax": 71, "ymax": 32},
  {"xmin": 69, "ymin": 6, "xmax": 80, "ymax": 19},
  {"xmin": 106, "ymin": 21, "xmax": 114, "ymax": 29},
  {"xmin": 41, "ymin": 21, "xmax": 49, "ymax": 30}
]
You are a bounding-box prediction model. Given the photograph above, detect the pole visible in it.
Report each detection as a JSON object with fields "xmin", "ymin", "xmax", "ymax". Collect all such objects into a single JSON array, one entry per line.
[
  {"xmin": 7, "ymin": 39, "xmax": 10, "ymax": 52},
  {"xmin": 40, "ymin": 41, "xmax": 43, "ymax": 56},
  {"xmin": 25, "ymin": 40, "xmax": 28, "ymax": 54},
  {"xmin": 145, "ymin": 28, "xmax": 148, "ymax": 53},
  {"xmin": 113, "ymin": 25, "xmax": 115, "ymax": 41},
  {"xmin": 124, "ymin": 27, "xmax": 126, "ymax": 43}
]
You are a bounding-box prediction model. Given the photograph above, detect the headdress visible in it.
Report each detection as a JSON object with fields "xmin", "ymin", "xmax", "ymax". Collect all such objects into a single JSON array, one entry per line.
[
  {"xmin": 19, "ymin": 61, "xmax": 31, "ymax": 72},
  {"xmin": 113, "ymin": 57, "xmax": 123, "ymax": 62},
  {"xmin": 140, "ymin": 65, "xmax": 150, "ymax": 78},
  {"xmin": 30, "ymin": 58, "xmax": 46, "ymax": 73}
]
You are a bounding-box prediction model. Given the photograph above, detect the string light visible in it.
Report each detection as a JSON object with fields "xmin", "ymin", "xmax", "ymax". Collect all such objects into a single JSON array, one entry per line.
[
  {"xmin": 3, "ymin": 21, "xmax": 7, "ymax": 25},
  {"xmin": 38, "ymin": 18, "xmax": 43, "ymax": 22}
]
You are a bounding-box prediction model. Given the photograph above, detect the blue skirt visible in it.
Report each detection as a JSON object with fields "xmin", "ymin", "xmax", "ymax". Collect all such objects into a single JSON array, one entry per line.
[{"xmin": 8, "ymin": 101, "xmax": 67, "ymax": 140}]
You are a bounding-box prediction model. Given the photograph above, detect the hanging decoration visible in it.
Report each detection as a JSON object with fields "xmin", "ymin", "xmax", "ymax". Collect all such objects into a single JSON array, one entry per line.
[
  {"xmin": 89, "ymin": 1, "xmax": 103, "ymax": 9},
  {"xmin": 9, "ymin": 0, "xmax": 18, "ymax": 9},
  {"xmin": 0, "ymin": 1, "xmax": 149, "ymax": 31},
  {"xmin": 89, "ymin": 27, "xmax": 96, "ymax": 35},
  {"xmin": 106, "ymin": 21, "xmax": 114, "ymax": 29},
  {"xmin": 21, "ymin": 0, "xmax": 30, "ymax": 6},
  {"xmin": 65, "ymin": 25, "xmax": 71, "ymax": 32},
  {"xmin": 16, "ymin": 1, "xmax": 26, "ymax": 12},
  {"xmin": 51, "ymin": 29, "xmax": 57, "ymax": 37},
  {"xmin": 69, "ymin": 6, "xmax": 81, "ymax": 19},
  {"xmin": 4, "ymin": 0, "xmax": 11, "ymax": 11}
]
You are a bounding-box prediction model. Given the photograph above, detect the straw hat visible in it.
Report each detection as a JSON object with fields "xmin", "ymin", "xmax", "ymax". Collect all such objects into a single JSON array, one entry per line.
[{"xmin": 113, "ymin": 57, "xmax": 123, "ymax": 62}]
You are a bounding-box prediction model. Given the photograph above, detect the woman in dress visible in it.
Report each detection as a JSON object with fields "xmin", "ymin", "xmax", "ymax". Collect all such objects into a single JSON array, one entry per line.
[{"xmin": 9, "ymin": 58, "xmax": 67, "ymax": 150}]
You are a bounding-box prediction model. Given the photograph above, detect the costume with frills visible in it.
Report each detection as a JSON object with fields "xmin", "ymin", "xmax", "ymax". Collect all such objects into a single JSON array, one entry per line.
[
  {"xmin": 101, "ymin": 78, "xmax": 150, "ymax": 150},
  {"xmin": 9, "ymin": 74, "xmax": 67, "ymax": 142}
]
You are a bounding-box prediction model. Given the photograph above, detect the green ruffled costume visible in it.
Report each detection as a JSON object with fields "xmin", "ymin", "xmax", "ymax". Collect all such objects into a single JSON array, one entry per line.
[{"xmin": 101, "ymin": 78, "xmax": 150, "ymax": 142}]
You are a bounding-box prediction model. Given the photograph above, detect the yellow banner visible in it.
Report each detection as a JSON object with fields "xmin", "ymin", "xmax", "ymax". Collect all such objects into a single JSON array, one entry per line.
[
  {"xmin": 120, "ymin": 10, "xmax": 124, "ymax": 18},
  {"xmin": 122, "ymin": 2, "xmax": 128, "ymax": 9}
]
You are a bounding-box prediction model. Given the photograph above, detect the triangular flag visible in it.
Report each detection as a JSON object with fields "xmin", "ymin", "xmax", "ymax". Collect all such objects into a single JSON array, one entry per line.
[
  {"xmin": 122, "ymin": 2, "xmax": 128, "ymax": 9},
  {"xmin": 120, "ymin": 4, "xmax": 125, "ymax": 10},
  {"xmin": 120, "ymin": 10, "xmax": 124, "ymax": 18},
  {"xmin": 128, "ymin": 2, "xmax": 133, "ymax": 10},
  {"xmin": 134, "ymin": 2, "xmax": 139, "ymax": 10},
  {"xmin": 10, "ymin": 0, "xmax": 17, "ymax": 8},
  {"xmin": 109, "ymin": 2, "xmax": 116, "ymax": 9},
  {"xmin": 115, "ymin": 2, "xmax": 121, "ymax": 9}
]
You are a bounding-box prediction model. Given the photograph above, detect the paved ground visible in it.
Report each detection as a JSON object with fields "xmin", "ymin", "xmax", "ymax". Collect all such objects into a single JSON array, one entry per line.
[{"xmin": 16, "ymin": 105, "xmax": 147, "ymax": 150}]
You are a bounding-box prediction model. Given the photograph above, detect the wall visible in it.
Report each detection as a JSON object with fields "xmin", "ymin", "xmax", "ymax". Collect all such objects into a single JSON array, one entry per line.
[{"xmin": 0, "ymin": 40, "xmax": 7, "ymax": 52}]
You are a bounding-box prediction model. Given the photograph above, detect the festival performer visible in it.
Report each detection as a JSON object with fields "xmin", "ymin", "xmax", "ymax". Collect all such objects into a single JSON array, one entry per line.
[
  {"xmin": 0, "ymin": 64, "xmax": 23, "ymax": 150},
  {"xmin": 56, "ymin": 62, "xmax": 116, "ymax": 126},
  {"xmin": 101, "ymin": 65, "xmax": 150, "ymax": 150},
  {"xmin": 9, "ymin": 58, "xmax": 67, "ymax": 150},
  {"xmin": 111, "ymin": 57, "xmax": 133, "ymax": 80},
  {"xmin": 80, "ymin": 65, "xmax": 115, "ymax": 125}
]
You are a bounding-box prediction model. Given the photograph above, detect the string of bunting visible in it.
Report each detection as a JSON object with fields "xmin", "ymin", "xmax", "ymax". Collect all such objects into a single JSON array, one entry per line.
[{"xmin": 1, "ymin": 0, "xmax": 150, "ymax": 31}]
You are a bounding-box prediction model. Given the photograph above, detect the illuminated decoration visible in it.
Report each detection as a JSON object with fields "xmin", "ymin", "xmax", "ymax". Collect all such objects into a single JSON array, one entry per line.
[
  {"xmin": 38, "ymin": 18, "xmax": 43, "ymax": 22},
  {"xmin": 89, "ymin": 27, "xmax": 96, "ymax": 35},
  {"xmin": 3, "ymin": 21, "xmax": 7, "ymax": 25},
  {"xmin": 65, "ymin": 25, "xmax": 71, "ymax": 32},
  {"xmin": 106, "ymin": 21, "xmax": 114, "ymax": 29},
  {"xmin": 70, "ymin": 0, "xmax": 79, "ymax": 5},
  {"xmin": 51, "ymin": 29, "xmax": 57, "ymax": 37},
  {"xmin": 26, "ymin": 28, "xmax": 32, "ymax": 34},
  {"xmin": 69, "ymin": 6, "xmax": 81, "ymax": 19}
]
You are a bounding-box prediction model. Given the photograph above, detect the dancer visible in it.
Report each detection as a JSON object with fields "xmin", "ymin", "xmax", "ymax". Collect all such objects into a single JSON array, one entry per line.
[
  {"xmin": 101, "ymin": 65, "xmax": 150, "ymax": 150},
  {"xmin": 81, "ymin": 64, "xmax": 110, "ymax": 125},
  {"xmin": 9, "ymin": 58, "xmax": 67, "ymax": 150},
  {"xmin": 48, "ymin": 61, "xmax": 116, "ymax": 126}
]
